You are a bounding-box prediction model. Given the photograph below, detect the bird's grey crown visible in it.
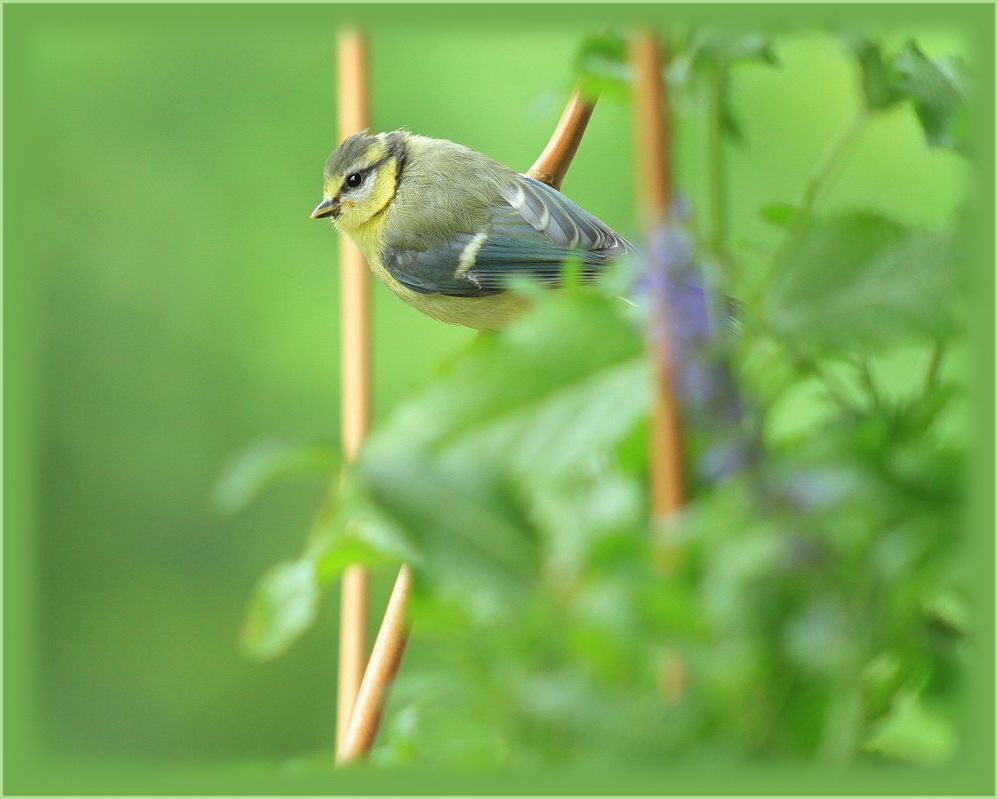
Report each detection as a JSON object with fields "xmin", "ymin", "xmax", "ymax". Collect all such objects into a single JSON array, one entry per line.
[{"xmin": 323, "ymin": 130, "xmax": 374, "ymax": 180}]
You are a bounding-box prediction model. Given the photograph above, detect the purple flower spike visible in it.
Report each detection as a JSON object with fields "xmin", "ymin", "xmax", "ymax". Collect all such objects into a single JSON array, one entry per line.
[{"xmin": 635, "ymin": 218, "xmax": 755, "ymax": 484}]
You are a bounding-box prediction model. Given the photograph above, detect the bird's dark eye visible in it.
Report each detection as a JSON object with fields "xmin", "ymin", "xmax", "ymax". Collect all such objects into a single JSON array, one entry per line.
[{"xmin": 345, "ymin": 172, "xmax": 364, "ymax": 189}]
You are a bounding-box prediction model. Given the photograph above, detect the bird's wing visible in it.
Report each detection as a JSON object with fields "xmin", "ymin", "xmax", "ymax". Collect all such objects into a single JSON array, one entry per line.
[{"xmin": 382, "ymin": 174, "xmax": 632, "ymax": 297}]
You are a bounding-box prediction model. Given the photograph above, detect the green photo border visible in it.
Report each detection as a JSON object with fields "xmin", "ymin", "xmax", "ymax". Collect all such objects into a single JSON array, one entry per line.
[{"xmin": 3, "ymin": 3, "xmax": 993, "ymax": 795}]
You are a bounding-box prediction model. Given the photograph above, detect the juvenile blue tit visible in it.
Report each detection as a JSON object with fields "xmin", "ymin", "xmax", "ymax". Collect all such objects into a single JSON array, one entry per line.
[{"xmin": 311, "ymin": 130, "xmax": 633, "ymax": 330}]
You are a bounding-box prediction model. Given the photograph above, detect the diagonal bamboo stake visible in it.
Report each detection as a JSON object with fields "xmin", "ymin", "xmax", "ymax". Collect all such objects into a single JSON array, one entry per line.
[
  {"xmin": 527, "ymin": 87, "xmax": 597, "ymax": 191},
  {"xmin": 335, "ymin": 565, "xmax": 412, "ymax": 764},
  {"xmin": 629, "ymin": 32, "xmax": 686, "ymax": 517},
  {"xmin": 335, "ymin": 29, "xmax": 372, "ymax": 750},
  {"xmin": 335, "ymin": 83, "xmax": 601, "ymax": 766}
]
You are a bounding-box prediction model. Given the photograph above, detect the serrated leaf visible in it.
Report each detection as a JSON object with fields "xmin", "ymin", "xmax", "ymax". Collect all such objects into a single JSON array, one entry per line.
[
  {"xmin": 765, "ymin": 212, "xmax": 958, "ymax": 347},
  {"xmin": 892, "ymin": 41, "xmax": 968, "ymax": 150},
  {"xmin": 241, "ymin": 558, "xmax": 320, "ymax": 660},
  {"xmin": 213, "ymin": 439, "xmax": 338, "ymax": 514}
]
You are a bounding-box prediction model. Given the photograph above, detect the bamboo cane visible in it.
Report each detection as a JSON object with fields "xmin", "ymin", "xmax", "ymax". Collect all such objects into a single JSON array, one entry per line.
[
  {"xmin": 629, "ymin": 32, "xmax": 686, "ymax": 517},
  {"xmin": 335, "ymin": 565, "xmax": 412, "ymax": 764},
  {"xmin": 334, "ymin": 29, "xmax": 372, "ymax": 750},
  {"xmin": 527, "ymin": 87, "xmax": 598, "ymax": 192}
]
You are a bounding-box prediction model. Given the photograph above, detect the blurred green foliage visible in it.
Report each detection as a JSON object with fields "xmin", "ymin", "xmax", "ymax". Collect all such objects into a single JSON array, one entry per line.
[{"xmin": 4, "ymin": 3, "xmax": 987, "ymax": 790}]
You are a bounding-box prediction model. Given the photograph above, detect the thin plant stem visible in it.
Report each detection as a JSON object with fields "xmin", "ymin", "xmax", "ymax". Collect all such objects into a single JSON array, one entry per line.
[
  {"xmin": 799, "ymin": 108, "xmax": 868, "ymax": 218},
  {"xmin": 857, "ymin": 353, "xmax": 882, "ymax": 411},
  {"xmin": 788, "ymin": 343, "xmax": 861, "ymax": 414},
  {"xmin": 704, "ymin": 65, "xmax": 735, "ymax": 282},
  {"xmin": 749, "ymin": 107, "xmax": 869, "ymax": 308},
  {"xmin": 813, "ymin": 361, "xmax": 861, "ymax": 414},
  {"xmin": 922, "ymin": 341, "xmax": 945, "ymax": 397}
]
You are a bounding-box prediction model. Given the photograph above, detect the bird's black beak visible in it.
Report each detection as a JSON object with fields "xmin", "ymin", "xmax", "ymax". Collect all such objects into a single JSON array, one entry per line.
[{"xmin": 310, "ymin": 197, "xmax": 339, "ymax": 220}]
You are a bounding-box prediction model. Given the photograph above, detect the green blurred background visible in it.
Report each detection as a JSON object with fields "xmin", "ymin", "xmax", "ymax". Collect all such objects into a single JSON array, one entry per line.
[{"xmin": 3, "ymin": 3, "xmax": 981, "ymax": 790}]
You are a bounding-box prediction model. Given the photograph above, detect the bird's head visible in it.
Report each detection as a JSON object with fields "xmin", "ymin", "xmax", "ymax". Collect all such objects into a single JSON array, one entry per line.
[{"xmin": 310, "ymin": 130, "xmax": 407, "ymax": 234}]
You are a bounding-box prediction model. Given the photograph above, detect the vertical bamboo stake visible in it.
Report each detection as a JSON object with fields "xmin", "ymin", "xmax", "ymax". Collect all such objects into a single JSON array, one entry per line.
[
  {"xmin": 629, "ymin": 31, "xmax": 686, "ymax": 517},
  {"xmin": 335, "ymin": 29, "xmax": 372, "ymax": 749}
]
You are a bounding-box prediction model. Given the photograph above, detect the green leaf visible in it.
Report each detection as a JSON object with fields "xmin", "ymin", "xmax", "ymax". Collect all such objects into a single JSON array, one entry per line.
[
  {"xmin": 892, "ymin": 41, "xmax": 968, "ymax": 150},
  {"xmin": 759, "ymin": 202, "xmax": 798, "ymax": 229},
  {"xmin": 447, "ymin": 357, "xmax": 650, "ymax": 483},
  {"xmin": 362, "ymin": 291, "xmax": 643, "ymax": 456},
  {"xmin": 241, "ymin": 558, "xmax": 319, "ymax": 660},
  {"xmin": 843, "ymin": 34, "xmax": 905, "ymax": 111},
  {"xmin": 765, "ymin": 212, "xmax": 958, "ymax": 347},
  {"xmin": 923, "ymin": 590, "xmax": 968, "ymax": 635},
  {"xmin": 312, "ymin": 534, "xmax": 399, "ymax": 583},
  {"xmin": 213, "ymin": 439, "xmax": 338, "ymax": 514},
  {"xmin": 357, "ymin": 454, "xmax": 541, "ymax": 607},
  {"xmin": 864, "ymin": 688, "xmax": 956, "ymax": 763},
  {"xmin": 843, "ymin": 35, "xmax": 968, "ymax": 150},
  {"xmin": 688, "ymin": 30, "xmax": 779, "ymax": 71},
  {"xmin": 573, "ymin": 30, "xmax": 629, "ymax": 100}
]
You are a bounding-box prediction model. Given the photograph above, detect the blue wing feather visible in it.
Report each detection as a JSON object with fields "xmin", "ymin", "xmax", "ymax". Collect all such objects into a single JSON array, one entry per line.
[{"xmin": 383, "ymin": 174, "xmax": 632, "ymax": 297}]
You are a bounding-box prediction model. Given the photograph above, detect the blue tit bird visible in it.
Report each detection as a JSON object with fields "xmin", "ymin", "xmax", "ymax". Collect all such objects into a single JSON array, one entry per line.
[{"xmin": 311, "ymin": 130, "xmax": 633, "ymax": 330}]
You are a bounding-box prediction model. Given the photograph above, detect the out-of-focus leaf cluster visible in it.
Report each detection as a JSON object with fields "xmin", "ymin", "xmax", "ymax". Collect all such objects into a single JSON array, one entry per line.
[
  {"xmin": 845, "ymin": 35, "xmax": 969, "ymax": 150},
  {"xmin": 227, "ymin": 28, "xmax": 971, "ymax": 768}
]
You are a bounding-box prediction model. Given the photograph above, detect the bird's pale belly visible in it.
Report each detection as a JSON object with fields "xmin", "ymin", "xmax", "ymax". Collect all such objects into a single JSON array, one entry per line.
[{"xmin": 372, "ymin": 256, "xmax": 528, "ymax": 329}]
